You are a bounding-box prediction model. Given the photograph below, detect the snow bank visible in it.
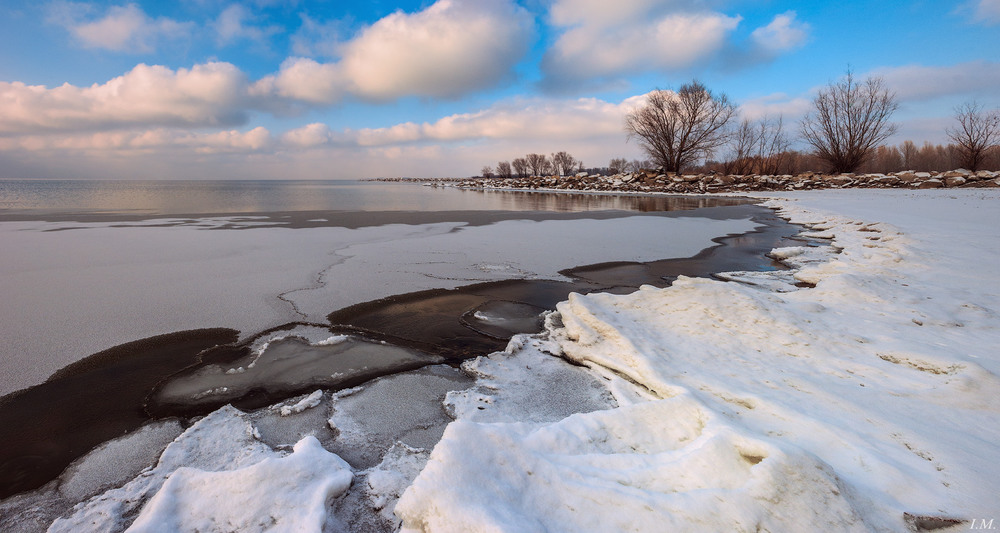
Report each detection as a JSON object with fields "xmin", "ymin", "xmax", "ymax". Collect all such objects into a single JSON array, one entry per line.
[
  {"xmin": 398, "ymin": 190, "xmax": 1000, "ymax": 531},
  {"xmin": 125, "ymin": 436, "xmax": 351, "ymax": 533}
]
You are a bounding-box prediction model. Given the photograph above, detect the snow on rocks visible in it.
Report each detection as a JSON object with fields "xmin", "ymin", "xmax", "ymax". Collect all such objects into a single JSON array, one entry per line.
[{"xmin": 398, "ymin": 189, "xmax": 1000, "ymax": 531}]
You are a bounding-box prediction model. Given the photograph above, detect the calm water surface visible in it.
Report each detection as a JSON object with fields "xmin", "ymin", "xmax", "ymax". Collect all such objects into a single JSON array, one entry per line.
[{"xmin": 0, "ymin": 179, "xmax": 742, "ymax": 217}]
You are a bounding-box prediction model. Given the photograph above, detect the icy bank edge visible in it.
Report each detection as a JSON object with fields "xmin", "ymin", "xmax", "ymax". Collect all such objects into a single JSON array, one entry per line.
[{"xmin": 396, "ymin": 190, "xmax": 1000, "ymax": 532}]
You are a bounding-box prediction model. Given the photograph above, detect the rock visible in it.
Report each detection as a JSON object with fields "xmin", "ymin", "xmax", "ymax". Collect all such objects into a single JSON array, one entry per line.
[
  {"xmin": 914, "ymin": 172, "xmax": 932, "ymax": 179},
  {"xmin": 918, "ymin": 179, "xmax": 943, "ymax": 189},
  {"xmin": 826, "ymin": 175, "xmax": 853, "ymax": 186},
  {"xmin": 896, "ymin": 172, "xmax": 918, "ymax": 183},
  {"xmin": 943, "ymin": 169, "xmax": 971, "ymax": 178},
  {"xmin": 944, "ymin": 176, "xmax": 967, "ymax": 187},
  {"xmin": 576, "ymin": 172, "xmax": 588, "ymax": 178}
]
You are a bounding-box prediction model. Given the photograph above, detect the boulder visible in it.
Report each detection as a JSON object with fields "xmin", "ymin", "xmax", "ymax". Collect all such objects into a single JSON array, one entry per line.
[
  {"xmin": 943, "ymin": 169, "xmax": 971, "ymax": 178},
  {"xmin": 944, "ymin": 176, "xmax": 967, "ymax": 187},
  {"xmin": 896, "ymin": 172, "xmax": 918, "ymax": 183},
  {"xmin": 917, "ymin": 179, "xmax": 943, "ymax": 189}
]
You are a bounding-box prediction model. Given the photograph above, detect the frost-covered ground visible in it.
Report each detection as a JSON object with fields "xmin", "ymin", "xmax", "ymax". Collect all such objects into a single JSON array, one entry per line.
[{"xmin": 5, "ymin": 190, "xmax": 998, "ymax": 532}]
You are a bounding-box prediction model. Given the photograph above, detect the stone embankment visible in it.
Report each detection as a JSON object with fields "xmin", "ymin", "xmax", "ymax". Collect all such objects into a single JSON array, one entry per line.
[{"xmin": 378, "ymin": 169, "xmax": 1000, "ymax": 194}]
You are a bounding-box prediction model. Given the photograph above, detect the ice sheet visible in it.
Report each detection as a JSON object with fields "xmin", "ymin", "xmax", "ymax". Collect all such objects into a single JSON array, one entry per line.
[{"xmin": 0, "ymin": 214, "xmax": 757, "ymax": 396}]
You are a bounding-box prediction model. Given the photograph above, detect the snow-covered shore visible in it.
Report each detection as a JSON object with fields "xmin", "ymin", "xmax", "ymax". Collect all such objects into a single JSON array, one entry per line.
[
  {"xmin": 398, "ymin": 189, "xmax": 1000, "ymax": 531},
  {"xmin": 8, "ymin": 189, "xmax": 998, "ymax": 532}
]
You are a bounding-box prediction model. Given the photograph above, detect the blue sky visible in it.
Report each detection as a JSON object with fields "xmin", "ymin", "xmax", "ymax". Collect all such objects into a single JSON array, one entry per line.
[{"xmin": 1, "ymin": 0, "xmax": 999, "ymax": 179}]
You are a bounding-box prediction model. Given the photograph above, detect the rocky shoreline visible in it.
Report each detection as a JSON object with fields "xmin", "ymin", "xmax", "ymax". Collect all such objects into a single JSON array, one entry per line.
[{"xmin": 376, "ymin": 168, "xmax": 1000, "ymax": 194}]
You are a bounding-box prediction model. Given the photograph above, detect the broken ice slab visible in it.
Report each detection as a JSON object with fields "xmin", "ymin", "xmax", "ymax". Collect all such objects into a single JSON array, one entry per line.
[{"xmin": 149, "ymin": 335, "xmax": 441, "ymax": 412}]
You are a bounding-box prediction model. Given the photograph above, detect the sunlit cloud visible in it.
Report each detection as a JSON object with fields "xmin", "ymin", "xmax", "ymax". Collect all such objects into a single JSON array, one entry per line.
[
  {"xmin": 750, "ymin": 11, "xmax": 810, "ymax": 56},
  {"xmin": 0, "ymin": 62, "xmax": 252, "ymax": 134},
  {"xmin": 542, "ymin": 0, "xmax": 741, "ymax": 88}
]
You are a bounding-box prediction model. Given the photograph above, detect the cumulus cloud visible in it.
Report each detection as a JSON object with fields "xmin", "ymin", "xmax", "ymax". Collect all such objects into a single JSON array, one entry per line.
[
  {"xmin": 0, "ymin": 126, "xmax": 273, "ymax": 154},
  {"xmin": 542, "ymin": 0, "xmax": 740, "ymax": 87},
  {"xmin": 750, "ymin": 11, "xmax": 809, "ymax": 55},
  {"xmin": 48, "ymin": 2, "xmax": 192, "ymax": 53},
  {"xmin": 256, "ymin": 0, "xmax": 533, "ymax": 103},
  {"xmin": 873, "ymin": 61, "xmax": 1000, "ymax": 101},
  {"xmin": 0, "ymin": 62, "xmax": 252, "ymax": 134}
]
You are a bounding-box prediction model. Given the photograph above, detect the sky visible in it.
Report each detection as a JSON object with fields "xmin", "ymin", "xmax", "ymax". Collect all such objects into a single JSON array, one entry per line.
[{"xmin": 1, "ymin": 0, "xmax": 999, "ymax": 180}]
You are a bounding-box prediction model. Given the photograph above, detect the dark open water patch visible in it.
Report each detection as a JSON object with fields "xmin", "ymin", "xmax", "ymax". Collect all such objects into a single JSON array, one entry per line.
[{"xmin": 0, "ymin": 203, "xmax": 805, "ymax": 500}]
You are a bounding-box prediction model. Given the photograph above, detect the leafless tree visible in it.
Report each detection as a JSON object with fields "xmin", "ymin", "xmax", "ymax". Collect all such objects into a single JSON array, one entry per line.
[
  {"xmin": 496, "ymin": 161, "xmax": 513, "ymax": 179},
  {"xmin": 724, "ymin": 116, "xmax": 790, "ymax": 175},
  {"xmin": 625, "ymin": 81, "xmax": 737, "ymax": 172},
  {"xmin": 525, "ymin": 153, "xmax": 548, "ymax": 176},
  {"xmin": 551, "ymin": 151, "xmax": 576, "ymax": 176},
  {"xmin": 947, "ymin": 101, "xmax": 1000, "ymax": 171},
  {"xmin": 627, "ymin": 159, "xmax": 653, "ymax": 173},
  {"xmin": 480, "ymin": 165, "xmax": 493, "ymax": 179},
  {"xmin": 608, "ymin": 158, "xmax": 628, "ymax": 174},
  {"xmin": 900, "ymin": 140, "xmax": 917, "ymax": 169},
  {"xmin": 799, "ymin": 71, "xmax": 899, "ymax": 174},
  {"xmin": 511, "ymin": 157, "xmax": 528, "ymax": 178}
]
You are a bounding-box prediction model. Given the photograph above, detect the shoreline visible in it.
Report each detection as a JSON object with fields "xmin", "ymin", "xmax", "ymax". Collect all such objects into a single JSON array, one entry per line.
[{"xmin": 375, "ymin": 167, "xmax": 1000, "ymax": 194}]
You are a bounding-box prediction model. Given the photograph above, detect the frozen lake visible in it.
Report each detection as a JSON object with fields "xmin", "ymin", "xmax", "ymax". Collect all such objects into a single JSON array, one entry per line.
[{"xmin": 0, "ymin": 179, "xmax": 760, "ymax": 397}]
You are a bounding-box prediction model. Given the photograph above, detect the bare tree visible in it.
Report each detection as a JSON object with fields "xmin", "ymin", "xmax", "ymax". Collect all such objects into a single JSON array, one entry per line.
[
  {"xmin": 511, "ymin": 157, "xmax": 528, "ymax": 178},
  {"xmin": 480, "ymin": 165, "xmax": 493, "ymax": 179},
  {"xmin": 495, "ymin": 161, "xmax": 513, "ymax": 179},
  {"xmin": 799, "ymin": 71, "xmax": 899, "ymax": 174},
  {"xmin": 900, "ymin": 140, "xmax": 917, "ymax": 169},
  {"xmin": 724, "ymin": 116, "xmax": 790, "ymax": 175},
  {"xmin": 627, "ymin": 159, "xmax": 653, "ymax": 172},
  {"xmin": 625, "ymin": 81, "xmax": 737, "ymax": 172},
  {"xmin": 525, "ymin": 153, "xmax": 548, "ymax": 176},
  {"xmin": 550, "ymin": 151, "xmax": 576, "ymax": 176},
  {"xmin": 947, "ymin": 101, "xmax": 1000, "ymax": 171},
  {"xmin": 608, "ymin": 158, "xmax": 628, "ymax": 174}
]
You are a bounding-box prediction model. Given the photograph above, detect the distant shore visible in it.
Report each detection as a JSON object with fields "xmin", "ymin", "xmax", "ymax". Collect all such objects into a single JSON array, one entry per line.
[{"xmin": 374, "ymin": 168, "xmax": 1000, "ymax": 194}]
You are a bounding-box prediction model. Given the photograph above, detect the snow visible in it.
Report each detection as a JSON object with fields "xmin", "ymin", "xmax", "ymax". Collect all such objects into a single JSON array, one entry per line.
[
  {"xmin": 397, "ymin": 189, "xmax": 1000, "ymax": 531},
  {"xmin": 124, "ymin": 436, "xmax": 352, "ymax": 533},
  {"xmin": 277, "ymin": 389, "xmax": 324, "ymax": 416}
]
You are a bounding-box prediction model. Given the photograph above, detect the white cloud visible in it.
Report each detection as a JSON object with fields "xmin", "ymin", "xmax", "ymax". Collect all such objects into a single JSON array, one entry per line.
[
  {"xmin": 213, "ymin": 4, "xmax": 282, "ymax": 46},
  {"xmin": 337, "ymin": 0, "xmax": 533, "ymax": 100},
  {"xmin": 263, "ymin": 57, "xmax": 345, "ymax": 104},
  {"xmin": 542, "ymin": 0, "xmax": 741, "ymax": 86},
  {"xmin": 0, "ymin": 126, "xmax": 273, "ymax": 154},
  {"xmin": 873, "ymin": 61, "xmax": 1000, "ymax": 102},
  {"xmin": 738, "ymin": 93, "xmax": 812, "ymax": 121},
  {"xmin": 972, "ymin": 0, "xmax": 1000, "ymax": 24},
  {"xmin": 259, "ymin": 0, "xmax": 533, "ymax": 103},
  {"xmin": 0, "ymin": 62, "xmax": 252, "ymax": 134},
  {"xmin": 50, "ymin": 2, "xmax": 192, "ymax": 53},
  {"xmin": 282, "ymin": 123, "xmax": 334, "ymax": 147},
  {"xmin": 750, "ymin": 11, "xmax": 809, "ymax": 55},
  {"xmin": 346, "ymin": 94, "xmax": 644, "ymax": 146}
]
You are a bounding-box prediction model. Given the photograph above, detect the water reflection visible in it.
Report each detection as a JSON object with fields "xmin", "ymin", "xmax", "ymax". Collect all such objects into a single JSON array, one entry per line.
[{"xmin": 0, "ymin": 179, "xmax": 747, "ymax": 218}]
